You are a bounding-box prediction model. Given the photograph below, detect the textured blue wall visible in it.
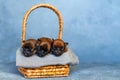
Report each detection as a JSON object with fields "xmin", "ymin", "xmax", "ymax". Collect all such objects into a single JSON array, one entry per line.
[{"xmin": 0, "ymin": 0, "xmax": 120, "ymax": 64}]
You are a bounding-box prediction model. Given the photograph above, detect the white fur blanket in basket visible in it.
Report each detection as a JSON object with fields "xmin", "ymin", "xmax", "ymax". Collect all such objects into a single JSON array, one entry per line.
[{"xmin": 16, "ymin": 48, "xmax": 79, "ymax": 68}]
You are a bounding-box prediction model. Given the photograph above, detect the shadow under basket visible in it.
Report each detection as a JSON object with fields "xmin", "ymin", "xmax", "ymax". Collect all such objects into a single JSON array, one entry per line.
[{"xmin": 18, "ymin": 65, "xmax": 69, "ymax": 78}]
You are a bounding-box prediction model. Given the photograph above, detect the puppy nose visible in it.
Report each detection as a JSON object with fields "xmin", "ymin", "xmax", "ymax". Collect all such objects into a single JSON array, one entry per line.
[
  {"xmin": 55, "ymin": 50, "xmax": 59, "ymax": 54},
  {"xmin": 24, "ymin": 53, "xmax": 28, "ymax": 56},
  {"xmin": 41, "ymin": 50, "xmax": 44, "ymax": 53},
  {"xmin": 57, "ymin": 48, "xmax": 60, "ymax": 51},
  {"xmin": 23, "ymin": 51, "xmax": 30, "ymax": 57}
]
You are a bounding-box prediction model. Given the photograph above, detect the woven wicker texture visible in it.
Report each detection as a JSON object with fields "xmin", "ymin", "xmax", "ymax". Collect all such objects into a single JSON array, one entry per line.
[{"xmin": 18, "ymin": 65, "xmax": 69, "ymax": 78}]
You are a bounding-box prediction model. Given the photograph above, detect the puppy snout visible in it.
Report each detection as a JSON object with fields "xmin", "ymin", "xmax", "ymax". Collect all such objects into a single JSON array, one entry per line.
[
  {"xmin": 55, "ymin": 50, "xmax": 61, "ymax": 54},
  {"xmin": 24, "ymin": 52, "xmax": 29, "ymax": 57},
  {"xmin": 37, "ymin": 50, "xmax": 48, "ymax": 57},
  {"xmin": 23, "ymin": 50, "xmax": 32, "ymax": 57}
]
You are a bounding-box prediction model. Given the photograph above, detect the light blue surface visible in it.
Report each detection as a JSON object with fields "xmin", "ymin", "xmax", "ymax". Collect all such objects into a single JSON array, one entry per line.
[
  {"xmin": 0, "ymin": 0, "xmax": 120, "ymax": 79},
  {"xmin": 1, "ymin": 62, "xmax": 120, "ymax": 80}
]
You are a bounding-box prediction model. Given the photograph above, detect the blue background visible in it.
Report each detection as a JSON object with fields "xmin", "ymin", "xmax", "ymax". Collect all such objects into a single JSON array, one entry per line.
[{"xmin": 0, "ymin": 0, "xmax": 120, "ymax": 80}]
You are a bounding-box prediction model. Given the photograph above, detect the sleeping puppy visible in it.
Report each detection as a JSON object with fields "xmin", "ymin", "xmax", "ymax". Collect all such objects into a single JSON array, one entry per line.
[
  {"xmin": 36, "ymin": 37, "xmax": 53, "ymax": 57},
  {"xmin": 51, "ymin": 39, "xmax": 68, "ymax": 56},
  {"xmin": 22, "ymin": 39, "xmax": 37, "ymax": 57}
]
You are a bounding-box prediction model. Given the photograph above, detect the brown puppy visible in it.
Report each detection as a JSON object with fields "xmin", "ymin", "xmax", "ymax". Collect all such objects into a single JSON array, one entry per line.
[
  {"xmin": 36, "ymin": 37, "xmax": 53, "ymax": 57},
  {"xmin": 22, "ymin": 39, "xmax": 37, "ymax": 57},
  {"xmin": 51, "ymin": 39, "xmax": 68, "ymax": 56}
]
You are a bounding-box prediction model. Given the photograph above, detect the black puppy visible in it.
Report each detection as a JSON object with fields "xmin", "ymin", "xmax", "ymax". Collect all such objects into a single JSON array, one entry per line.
[
  {"xmin": 36, "ymin": 37, "xmax": 53, "ymax": 57},
  {"xmin": 51, "ymin": 39, "xmax": 68, "ymax": 56},
  {"xmin": 22, "ymin": 39, "xmax": 37, "ymax": 57}
]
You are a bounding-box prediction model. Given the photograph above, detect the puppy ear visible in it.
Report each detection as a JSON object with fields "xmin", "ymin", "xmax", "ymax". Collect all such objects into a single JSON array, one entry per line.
[
  {"xmin": 22, "ymin": 40, "xmax": 26, "ymax": 48},
  {"xmin": 51, "ymin": 38, "xmax": 54, "ymax": 44},
  {"xmin": 35, "ymin": 41, "xmax": 40, "ymax": 47},
  {"xmin": 52, "ymin": 38, "xmax": 54, "ymax": 41},
  {"xmin": 37, "ymin": 38, "xmax": 40, "ymax": 41},
  {"xmin": 65, "ymin": 42, "xmax": 68, "ymax": 45},
  {"xmin": 22, "ymin": 40, "xmax": 26, "ymax": 43}
]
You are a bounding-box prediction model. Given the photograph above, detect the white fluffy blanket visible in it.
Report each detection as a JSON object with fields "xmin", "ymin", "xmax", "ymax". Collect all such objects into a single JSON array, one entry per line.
[{"xmin": 16, "ymin": 48, "xmax": 79, "ymax": 68}]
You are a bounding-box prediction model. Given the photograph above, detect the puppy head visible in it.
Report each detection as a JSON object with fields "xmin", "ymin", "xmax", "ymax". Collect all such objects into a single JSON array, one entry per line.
[
  {"xmin": 51, "ymin": 39, "xmax": 68, "ymax": 56},
  {"xmin": 36, "ymin": 37, "xmax": 52, "ymax": 57},
  {"xmin": 22, "ymin": 39, "xmax": 37, "ymax": 57}
]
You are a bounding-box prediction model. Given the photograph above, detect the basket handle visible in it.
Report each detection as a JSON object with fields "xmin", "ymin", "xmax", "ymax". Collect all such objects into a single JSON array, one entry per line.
[{"xmin": 22, "ymin": 4, "xmax": 63, "ymax": 46}]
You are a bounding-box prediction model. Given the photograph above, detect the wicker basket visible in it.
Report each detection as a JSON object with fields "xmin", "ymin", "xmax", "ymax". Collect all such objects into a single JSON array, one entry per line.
[
  {"xmin": 18, "ymin": 4, "xmax": 70, "ymax": 78},
  {"xmin": 18, "ymin": 65, "xmax": 69, "ymax": 78}
]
